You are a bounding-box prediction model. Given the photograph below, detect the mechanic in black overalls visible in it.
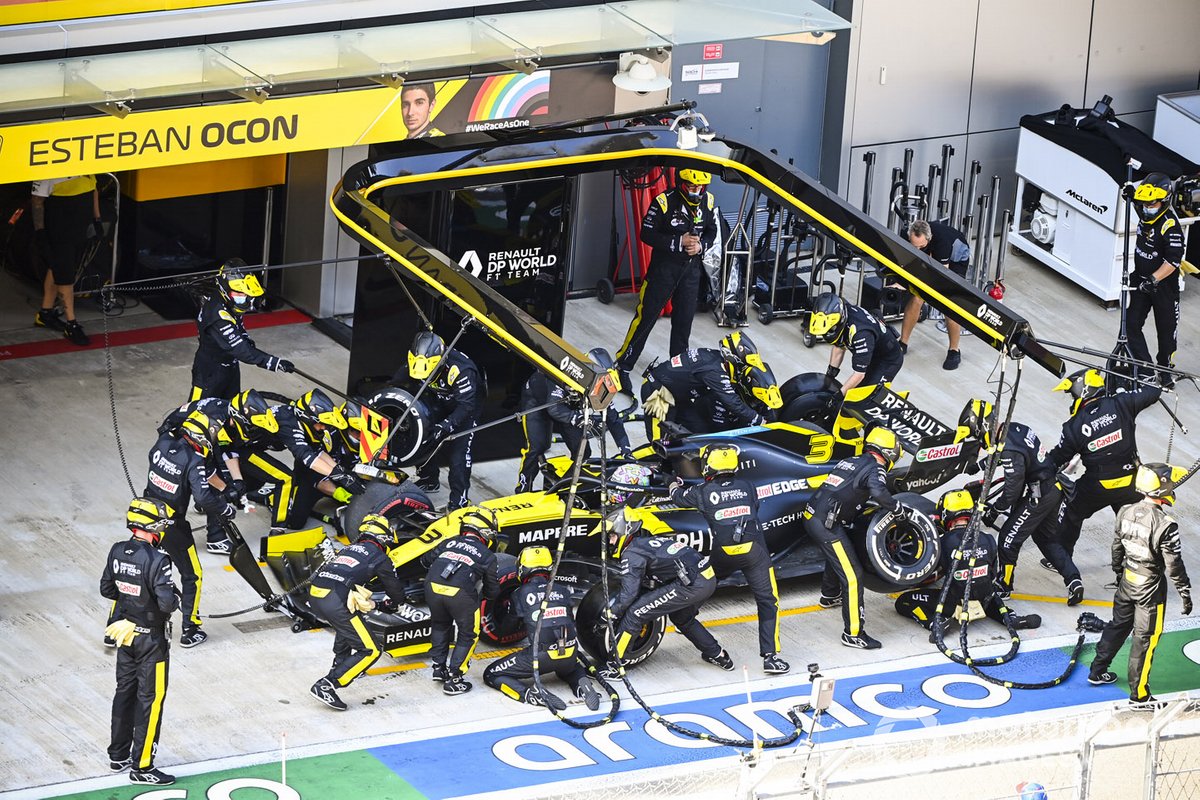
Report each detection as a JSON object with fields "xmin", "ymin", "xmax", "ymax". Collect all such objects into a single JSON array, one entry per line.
[
  {"xmin": 1089, "ymin": 463, "xmax": 1192, "ymax": 707},
  {"xmin": 604, "ymin": 512, "xmax": 733, "ymax": 673},
  {"xmin": 803, "ymin": 425, "xmax": 901, "ymax": 650},
  {"xmin": 1127, "ymin": 173, "xmax": 1186, "ymax": 388},
  {"xmin": 895, "ymin": 489, "xmax": 1041, "ymax": 640},
  {"xmin": 515, "ymin": 348, "xmax": 634, "ymax": 493},
  {"xmin": 958, "ymin": 400, "xmax": 1079, "ymax": 599},
  {"xmin": 669, "ymin": 444, "xmax": 789, "ymax": 674},
  {"xmin": 159, "ymin": 389, "xmax": 279, "ymax": 554},
  {"xmin": 809, "ymin": 292, "xmax": 906, "ymax": 395},
  {"xmin": 640, "ymin": 345, "xmax": 763, "ymax": 441},
  {"xmin": 898, "ymin": 219, "xmax": 972, "ymax": 370},
  {"xmin": 102, "ymin": 498, "xmax": 180, "ymax": 787},
  {"xmin": 1045, "ymin": 369, "xmax": 1160, "ymax": 602},
  {"xmin": 308, "ymin": 514, "xmax": 407, "ymax": 712},
  {"xmin": 239, "ymin": 389, "xmax": 358, "ymax": 535},
  {"xmin": 142, "ymin": 411, "xmax": 235, "ymax": 649},
  {"xmin": 401, "ymin": 332, "xmax": 482, "ymax": 510},
  {"xmin": 615, "ymin": 169, "xmax": 719, "ymax": 387},
  {"xmin": 190, "ymin": 259, "xmax": 293, "ymax": 401},
  {"xmin": 423, "ymin": 509, "xmax": 501, "ymax": 696},
  {"xmin": 482, "ymin": 546, "xmax": 602, "ymax": 710}
]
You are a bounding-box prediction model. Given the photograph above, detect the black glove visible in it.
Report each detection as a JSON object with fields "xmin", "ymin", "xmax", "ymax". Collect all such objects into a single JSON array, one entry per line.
[
  {"xmin": 430, "ymin": 422, "xmax": 450, "ymax": 442},
  {"xmin": 222, "ymin": 479, "xmax": 247, "ymax": 503},
  {"xmin": 825, "ymin": 364, "xmax": 841, "ymax": 380},
  {"xmin": 1135, "ymin": 278, "xmax": 1158, "ymax": 296},
  {"xmin": 274, "ymin": 358, "xmax": 296, "ymax": 373},
  {"xmin": 964, "ymin": 459, "xmax": 982, "ymax": 476},
  {"xmin": 376, "ymin": 597, "xmax": 400, "ymax": 615},
  {"xmin": 821, "ymin": 393, "xmax": 842, "ymax": 416},
  {"xmin": 1181, "ymin": 588, "xmax": 1192, "ymax": 616},
  {"xmin": 329, "ymin": 468, "xmax": 365, "ymax": 495},
  {"xmin": 219, "ymin": 503, "xmax": 237, "ymax": 520},
  {"xmin": 620, "ymin": 447, "xmax": 635, "ymax": 460}
]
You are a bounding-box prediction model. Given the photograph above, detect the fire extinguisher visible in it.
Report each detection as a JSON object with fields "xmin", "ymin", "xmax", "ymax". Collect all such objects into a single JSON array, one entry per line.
[{"xmin": 988, "ymin": 279, "xmax": 1005, "ymax": 300}]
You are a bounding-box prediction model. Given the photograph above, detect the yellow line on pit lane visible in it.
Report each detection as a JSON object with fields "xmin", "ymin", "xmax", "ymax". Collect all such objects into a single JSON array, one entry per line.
[{"xmin": 1011, "ymin": 592, "xmax": 1113, "ymax": 608}]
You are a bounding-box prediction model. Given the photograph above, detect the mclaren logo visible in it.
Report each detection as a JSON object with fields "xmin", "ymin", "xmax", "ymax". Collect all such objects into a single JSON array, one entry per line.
[{"xmin": 1065, "ymin": 189, "xmax": 1108, "ymax": 215}]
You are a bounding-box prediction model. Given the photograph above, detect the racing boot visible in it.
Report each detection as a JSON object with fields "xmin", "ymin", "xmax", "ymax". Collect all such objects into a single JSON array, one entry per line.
[
  {"xmin": 1088, "ymin": 670, "xmax": 1117, "ymax": 686},
  {"xmin": 702, "ymin": 649, "xmax": 735, "ymax": 671},
  {"xmin": 841, "ymin": 632, "xmax": 882, "ymax": 650},
  {"xmin": 818, "ymin": 594, "xmax": 843, "ymax": 609},
  {"xmin": 763, "ymin": 653, "xmax": 790, "ymax": 674},
  {"xmin": 179, "ymin": 627, "xmax": 208, "ymax": 648},
  {"xmin": 109, "ymin": 757, "xmax": 132, "ymax": 773},
  {"xmin": 206, "ymin": 537, "xmax": 234, "ymax": 555},
  {"xmin": 130, "ymin": 767, "xmax": 175, "ymax": 786},
  {"xmin": 431, "ymin": 663, "xmax": 449, "ymax": 683},
  {"xmin": 1011, "ymin": 614, "xmax": 1042, "ymax": 630},
  {"xmin": 575, "ymin": 681, "xmax": 602, "ymax": 711},
  {"xmin": 443, "ymin": 672, "xmax": 473, "ymax": 696},
  {"xmin": 524, "ymin": 686, "xmax": 566, "ymax": 711},
  {"xmin": 310, "ymin": 677, "xmax": 347, "ymax": 711},
  {"xmin": 927, "ymin": 619, "xmax": 950, "ymax": 645},
  {"xmin": 1128, "ymin": 695, "xmax": 1166, "ymax": 711},
  {"xmin": 1066, "ymin": 579, "xmax": 1085, "ymax": 607}
]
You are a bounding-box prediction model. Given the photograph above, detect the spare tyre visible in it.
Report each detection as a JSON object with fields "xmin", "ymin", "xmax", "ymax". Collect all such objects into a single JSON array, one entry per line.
[
  {"xmin": 480, "ymin": 554, "xmax": 526, "ymax": 645},
  {"xmin": 365, "ymin": 387, "xmax": 432, "ymax": 466},
  {"xmin": 853, "ymin": 492, "xmax": 940, "ymax": 593},
  {"xmin": 575, "ymin": 579, "xmax": 666, "ymax": 669},
  {"xmin": 779, "ymin": 372, "xmax": 841, "ymax": 428}
]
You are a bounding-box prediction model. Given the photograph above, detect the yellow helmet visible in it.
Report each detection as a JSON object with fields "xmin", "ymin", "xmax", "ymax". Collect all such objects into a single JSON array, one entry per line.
[
  {"xmin": 701, "ymin": 444, "xmax": 740, "ymax": 479},
  {"xmin": 1053, "ymin": 369, "xmax": 1105, "ymax": 415},
  {"xmin": 1135, "ymin": 462, "xmax": 1188, "ymax": 504},
  {"xmin": 937, "ymin": 489, "xmax": 975, "ymax": 528},
  {"xmin": 408, "ymin": 331, "xmax": 445, "ymax": 381},
  {"xmin": 808, "ymin": 292, "xmax": 846, "ymax": 343},
  {"xmin": 216, "ymin": 258, "xmax": 264, "ymax": 313},
  {"xmin": 358, "ymin": 513, "xmax": 399, "ymax": 547},
  {"xmin": 1133, "ymin": 173, "xmax": 1172, "ymax": 223},
  {"xmin": 518, "ymin": 545, "xmax": 554, "ymax": 581},
  {"xmin": 864, "ymin": 426, "xmax": 901, "ymax": 466},
  {"xmin": 460, "ymin": 507, "xmax": 500, "ymax": 548},
  {"xmin": 126, "ymin": 496, "xmax": 172, "ymax": 544},
  {"xmin": 678, "ymin": 169, "xmax": 711, "ymax": 186}
]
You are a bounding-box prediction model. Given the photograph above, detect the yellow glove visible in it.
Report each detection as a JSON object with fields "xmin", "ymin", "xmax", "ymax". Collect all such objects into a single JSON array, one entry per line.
[
  {"xmin": 643, "ymin": 386, "xmax": 675, "ymax": 421},
  {"xmin": 105, "ymin": 619, "xmax": 139, "ymax": 647},
  {"xmin": 347, "ymin": 584, "xmax": 376, "ymax": 614}
]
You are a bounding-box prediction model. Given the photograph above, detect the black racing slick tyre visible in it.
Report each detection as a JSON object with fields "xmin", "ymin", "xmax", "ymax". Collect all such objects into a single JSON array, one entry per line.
[
  {"xmin": 779, "ymin": 372, "xmax": 841, "ymax": 428},
  {"xmin": 575, "ymin": 580, "xmax": 666, "ymax": 668},
  {"xmin": 365, "ymin": 387, "xmax": 432, "ymax": 466},
  {"xmin": 480, "ymin": 554, "xmax": 525, "ymax": 645},
  {"xmin": 854, "ymin": 492, "xmax": 940, "ymax": 593},
  {"xmin": 344, "ymin": 479, "xmax": 436, "ymax": 544}
]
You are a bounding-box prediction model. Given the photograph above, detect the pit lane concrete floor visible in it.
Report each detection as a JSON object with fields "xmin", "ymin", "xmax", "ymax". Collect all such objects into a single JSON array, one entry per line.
[{"xmin": 1, "ymin": 246, "xmax": 1197, "ymax": 795}]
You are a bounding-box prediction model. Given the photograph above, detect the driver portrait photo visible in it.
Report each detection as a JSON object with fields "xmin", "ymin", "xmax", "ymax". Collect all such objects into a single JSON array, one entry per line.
[{"xmin": 401, "ymin": 82, "xmax": 445, "ymax": 139}]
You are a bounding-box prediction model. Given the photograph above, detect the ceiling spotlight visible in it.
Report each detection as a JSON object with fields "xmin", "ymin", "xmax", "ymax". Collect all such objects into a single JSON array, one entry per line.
[
  {"xmin": 670, "ymin": 111, "xmax": 714, "ymax": 151},
  {"xmin": 613, "ymin": 53, "xmax": 671, "ymax": 95}
]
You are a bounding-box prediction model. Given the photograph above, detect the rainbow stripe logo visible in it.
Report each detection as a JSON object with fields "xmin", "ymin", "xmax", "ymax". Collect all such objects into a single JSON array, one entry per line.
[{"xmin": 468, "ymin": 71, "xmax": 550, "ymax": 122}]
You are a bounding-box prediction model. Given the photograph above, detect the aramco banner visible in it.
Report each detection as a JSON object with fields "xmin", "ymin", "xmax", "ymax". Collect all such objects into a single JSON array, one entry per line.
[{"xmin": 0, "ymin": 66, "xmax": 614, "ymax": 182}]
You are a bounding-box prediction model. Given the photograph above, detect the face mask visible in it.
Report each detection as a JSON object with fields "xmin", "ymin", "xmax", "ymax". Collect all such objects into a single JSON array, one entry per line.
[{"xmin": 685, "ymin": 189, "xmax": 703, "ymax": 202}]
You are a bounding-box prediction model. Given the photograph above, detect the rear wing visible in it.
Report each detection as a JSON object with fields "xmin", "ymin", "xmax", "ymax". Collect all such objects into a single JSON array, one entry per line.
[{"xmin": 332, "ymin": 127, "xmax": 1064, "ymax": 384}]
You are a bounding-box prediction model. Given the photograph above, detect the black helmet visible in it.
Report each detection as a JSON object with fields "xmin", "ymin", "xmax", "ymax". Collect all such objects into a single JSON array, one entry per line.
[
  {"xmin": 126, "ymin": 496, "xmax": 172, "ymax": 545},
  {"xmin": 808, "ymin": 293, "xmax": 847, "ymax": 343},
  {"xmin": 937, "ymin": 489, "xmax": 975, "ymax": 529},
  {"xmin": 340, "ymin": 401, "xmax": 366, "ymax": 433},
  {"xmin": 180, "ymin": 410, "xmax": 218, "ymax": 458},
  {"xmin": 1053, "ymin": 369, "xmax": 1105, "ymax": 415},
  {"xmin": 459, "ymin": 507, "xmax": 500, "ymax": 548},
  {"xmin": 719, "ymin": 331, "xmax": 759, "ymax": 368},
  {"xmin": 216, "ymin": 258, "xmax": 264, "ymax": 314},
  {"xmin": 517, "ymin": 546, "xmax": 553, "ymax": 582},
  {"xmin": 1133, "ymin": 173, "xmax": 1172, "ymax": 223},
  {"xmin": 293, "ymin": 389, "xmax": 348, "ymax": 430},
  {"xmin": 959, "ymin": 399, "xmax": 998, "ymax": 448},
  {"xmin": 738, "ymin": 361, "xmax": 783, "ymax": 412},
  {"xmin": 863, "ymin": 425, "xmax": 902, "ymax": 467},
  {"xmin": 229, "ymin": 389, "xmax": 278, "ymax": 438},
  {"xmin": 408, "ymin": 331, "xmax": 446, "ymax": 380},
  {"xmin": 358, "ymin": 513, "xmax": 399, "ymax": 547}
]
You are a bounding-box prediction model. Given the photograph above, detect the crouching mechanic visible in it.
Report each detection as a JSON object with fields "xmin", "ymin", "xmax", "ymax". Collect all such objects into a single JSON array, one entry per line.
[
  {"xmin": 102, "ymin": 498, "xmax": 180, "ymax": 786},
  {"xmin": 309, "ymin": 514, "xmax": 406, "ymax": 711},
  {"xmin": 604, "ymin": 511, "xmax": 733, "ymax": 673},
  {"xmin": 640, "ymin": 334, "xmax": 767, "ymax": 440},
  {"xmin": 669, "ymin": 444, "xmax": 789, "ymax": 674},
  {"xmin": 1089, "ymin": 463, "xmax": 1192, "ymax": 708},
  {"xmin": 424, "ymin": 509, "xmax": 501, "ymax": 696},
  {"xmin": 483, "ymin": 547, "xmax": 602, "ymax": 710},
  {"xmin": 958, "ymin": 400, "xmax": 1079, "ymax": 600},
  {"xmin": 191, "ymin": 259, "xmax": 293, "ymax": 401},
  {"xmin": 895, "ymin": 490, "xmax": 1041, "ymax": 641},
  {"xmin": 803, "ymin": 426, "xmax": 902, "ymax": 650},
  {"xmin": 402, "ymin": 332, "xmax": 481, "ymax": 509}
]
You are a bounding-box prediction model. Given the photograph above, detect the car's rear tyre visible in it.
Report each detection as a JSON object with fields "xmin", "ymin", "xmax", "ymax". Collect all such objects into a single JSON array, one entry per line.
[
  {"xmin": 854, "ymin": 492, "xmax": 940, "ymax": 593},
  {"xmin": 480, "ymin": 554, "xmax": 525, "ymax": 645},
  {"xmin": 344, "ymin": 479, "xmax": 435, "ymax": 543},
  {"xmin": 575, "ymin": 580, "xmax": 666, "ymax": 668}
]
